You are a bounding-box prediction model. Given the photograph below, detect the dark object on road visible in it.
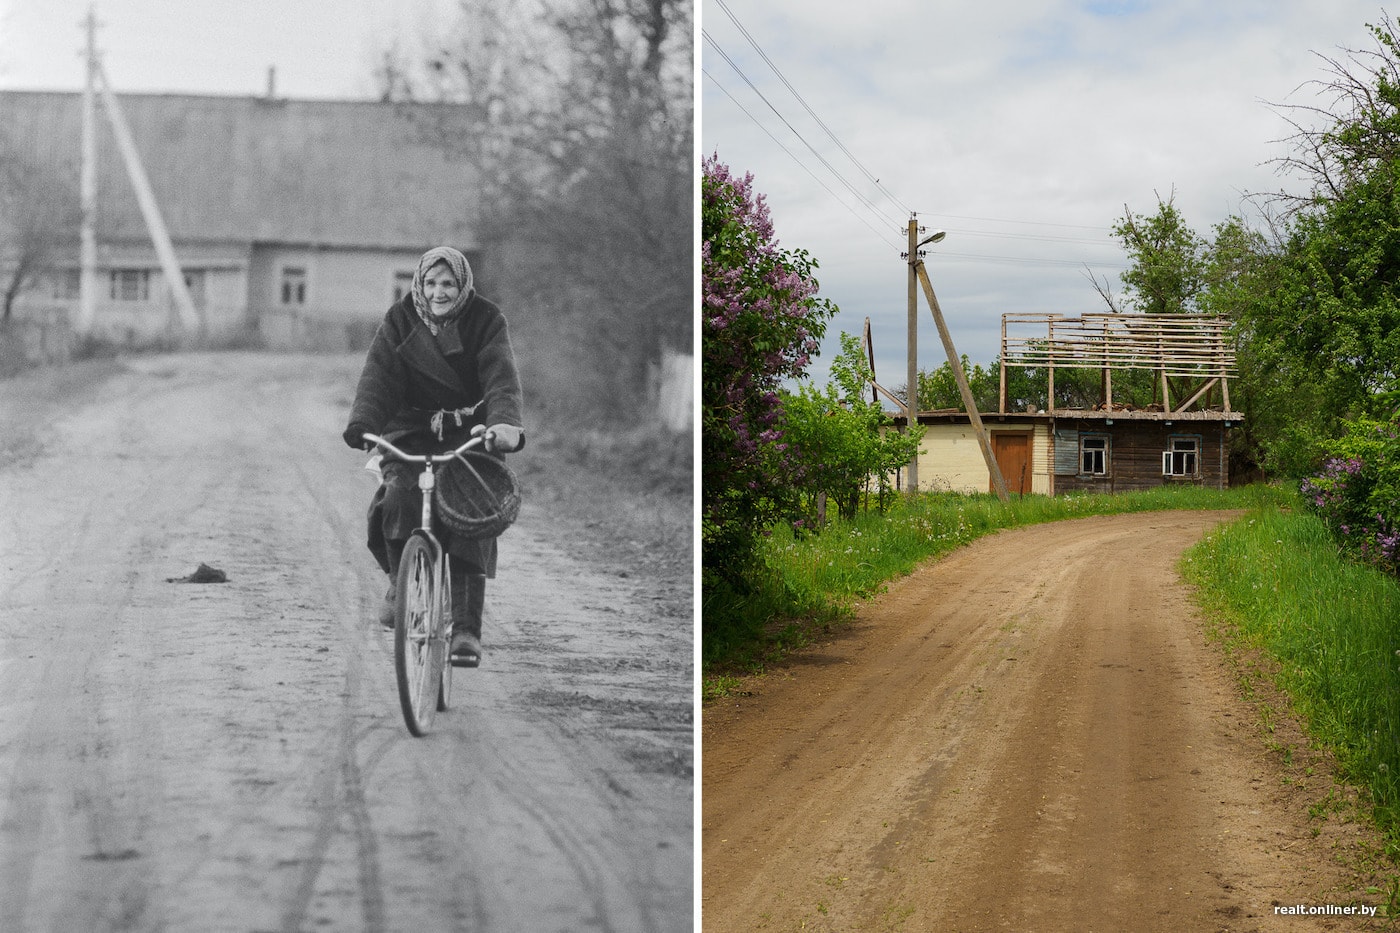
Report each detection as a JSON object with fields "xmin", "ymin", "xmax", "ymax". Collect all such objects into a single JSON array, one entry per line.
[{"xmin": 166, "ymin": 563, "xmax": 228, "ymax": 584}]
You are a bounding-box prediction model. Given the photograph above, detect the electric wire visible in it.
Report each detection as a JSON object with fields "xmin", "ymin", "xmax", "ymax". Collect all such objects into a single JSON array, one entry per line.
[
  {"xmin": 711, "ymin": 0, "xmax": 914, "ymax": 222},
  {"xmin": 702, "ymin": 29, "xmax": 900, "ymax": 233},
  {"xmin": 702, "ymin": 19, "xmax": 1124, "ymax": 265},
  {"xmin": 703, "ymin": 67, "xmax": 903, "ymax": 251}
]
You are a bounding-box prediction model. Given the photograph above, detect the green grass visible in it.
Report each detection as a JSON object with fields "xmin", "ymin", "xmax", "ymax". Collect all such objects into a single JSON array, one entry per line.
[
  {"xmin": 702, "ymin": 483, "xmax": 1288, "ymax": 679},
  {"xmin": 1182, "ymin": 506, "xmax": 1400, "ymax": 844}
]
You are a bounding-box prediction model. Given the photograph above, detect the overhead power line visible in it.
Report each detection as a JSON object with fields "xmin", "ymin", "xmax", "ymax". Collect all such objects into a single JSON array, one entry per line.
[
  {"xmin": 711, "ymin": 0, "xmax": 914, "ymax": 221},
  {"xmin": 703, "ymin": 68, "xmax": 902, "ymax": 251},
  {"xmin": 702, "ymin": 15, "xmax": 1129, "ymax": 266},
  {"xmin": 701, "ymin": 29, "xmax": 903, "ymax": 234}
]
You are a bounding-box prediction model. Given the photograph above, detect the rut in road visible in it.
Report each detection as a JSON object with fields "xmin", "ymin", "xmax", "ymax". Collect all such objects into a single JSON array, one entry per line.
[
  {"xmin": 703, "ymin": 511, "xmax": 1378, "ymax": 933},
  {"xmin": 0, "ymin": 353, "xmax": 692, "ymax": 933}
]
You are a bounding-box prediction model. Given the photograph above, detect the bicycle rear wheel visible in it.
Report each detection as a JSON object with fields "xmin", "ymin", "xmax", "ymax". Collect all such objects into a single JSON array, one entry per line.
[{"xmin": 395, "ymin": 534, "xmax": 443, "ymax": 735}]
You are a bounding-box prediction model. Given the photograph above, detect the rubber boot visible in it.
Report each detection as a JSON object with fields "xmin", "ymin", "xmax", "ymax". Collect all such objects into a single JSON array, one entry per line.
[
  {"xmin": 450, "ymin": 567, "xmax": 486, "ymax": 667},
  {"xmin": 379, "ymin": 538, "xmax": 405, "ymax": 630}
]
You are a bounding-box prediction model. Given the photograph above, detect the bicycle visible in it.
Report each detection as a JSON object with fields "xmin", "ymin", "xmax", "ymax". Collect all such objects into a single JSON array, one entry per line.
[{"xmin": 362, "ymin": 431, "xmax": 518, "ymax": 737}]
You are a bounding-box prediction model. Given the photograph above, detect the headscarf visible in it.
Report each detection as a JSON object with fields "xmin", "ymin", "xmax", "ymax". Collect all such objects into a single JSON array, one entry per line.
[{"xmin": 410, "ymin": 246, "xmax": 475, "ymax": 335}]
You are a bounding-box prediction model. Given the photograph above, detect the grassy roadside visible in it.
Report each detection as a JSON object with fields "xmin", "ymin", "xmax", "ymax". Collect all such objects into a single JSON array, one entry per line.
[
  {"xmin": 702, "ymin": 483, "xmax": 1287, "ymax": 693},
  {"xmin": 1183, "ymin": 505, "xmax": 1400, "ymax": 860}
]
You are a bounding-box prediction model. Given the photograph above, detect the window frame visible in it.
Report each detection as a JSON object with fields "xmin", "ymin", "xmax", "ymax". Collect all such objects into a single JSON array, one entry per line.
[
  {"xmin": 1162, "ymin": 435, "xmax": 1201, "ymax": 477},
  {"xmin": 280, "ymin": 266, "xmax": 308, "ymax": 306},
  {"xmin": 109, "ymin": 268, "xmax": 151, "ymax": 302},
  {"xmin": 1079, "ymin": 433, "xmax": 1109, "ymax": 476}
]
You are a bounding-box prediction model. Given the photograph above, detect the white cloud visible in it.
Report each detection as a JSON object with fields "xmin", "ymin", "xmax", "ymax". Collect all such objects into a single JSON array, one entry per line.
[{"xmin": 703, "ymin": 0, "xmax": 1388, "ymax": 390}]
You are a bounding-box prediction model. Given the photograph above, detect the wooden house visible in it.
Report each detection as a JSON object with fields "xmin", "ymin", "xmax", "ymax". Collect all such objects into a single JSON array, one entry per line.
[
  {"xmin": 1, "ymin": 89, "xmax": 481, "ymax": 350},
  {"xmin": 893, "ymin": 312, "xmax": 1240, "ymax": 495}
]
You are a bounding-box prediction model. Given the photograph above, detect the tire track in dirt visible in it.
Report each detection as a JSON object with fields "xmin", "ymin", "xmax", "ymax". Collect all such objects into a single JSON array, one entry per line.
[
  {"xmin": 0, "ymin": 386, "xmax": 228, "ymax": 932},
  {"xmin": 704, "ymin": 511, "xmax": 1379, "ymax": 933},
  {"xmin": 0, "ymin": 352, "xmax": 692, "ymax": 932}
]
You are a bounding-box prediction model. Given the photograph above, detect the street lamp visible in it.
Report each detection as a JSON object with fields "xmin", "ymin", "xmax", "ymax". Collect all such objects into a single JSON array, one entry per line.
[{"xmin": 905, "ymin": 223, "xmax": 947, "ymax": 493}]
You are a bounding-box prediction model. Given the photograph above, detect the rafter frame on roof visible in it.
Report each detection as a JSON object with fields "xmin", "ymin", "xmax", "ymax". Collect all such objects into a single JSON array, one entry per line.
[{"xmin": 1000, "ymin": 312, "xmax": 1237, "ymax": 416}]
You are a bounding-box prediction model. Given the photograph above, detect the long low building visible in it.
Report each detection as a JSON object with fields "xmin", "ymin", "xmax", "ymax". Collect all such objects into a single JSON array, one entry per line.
[
  {"xmin": 892, "ymin": 408, "xmax": 1238, "ymax": 496},
  {"xmin": 1, "ymin": 88, "xmax": 481, "ymax": 351},
  {"xmin": 887, "ymin": 311, "xmax": 1241, "ymax": 495}
]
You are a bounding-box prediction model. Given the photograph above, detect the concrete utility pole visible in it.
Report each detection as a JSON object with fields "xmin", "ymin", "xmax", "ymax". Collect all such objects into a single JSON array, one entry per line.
[
  {"xmin": 77, "ymin": 6, "xmax": 98, "ymax": 335},
  {"xmin": 95, "ymin": 60, "xmax": 201, "ymax": 334},
  {"xmin": 905, "ymin": 216, "xmax": 919, "ymax": 492},
  {"xmin": 914, "ymin": 260, "xmax": 1010, "ymax": 503}
]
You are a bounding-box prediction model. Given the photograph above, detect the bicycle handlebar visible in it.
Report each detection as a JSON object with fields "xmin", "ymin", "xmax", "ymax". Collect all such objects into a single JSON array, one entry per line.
[{"xmin": 362, "ymin": 432, "xmax": 484, "ymax": 464}]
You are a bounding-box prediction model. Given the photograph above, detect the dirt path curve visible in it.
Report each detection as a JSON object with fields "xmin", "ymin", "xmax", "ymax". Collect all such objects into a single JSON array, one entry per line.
[
  {"xmin": 0, "ymin": 352, "xmax": 691, "ymax": 932},
  {"xmin": 704, "ymin": 512, "xmax": 1374, "ymax": 932}
]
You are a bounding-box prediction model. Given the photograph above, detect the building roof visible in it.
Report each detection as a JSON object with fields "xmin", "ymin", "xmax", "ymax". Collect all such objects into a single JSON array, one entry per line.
[
  {"xmin": 0, "ymin": 90, "xmax": 480, "ymax": 251},
  {"xmin": 891, "ymin": 408, "xmax": 1240, "ymax": 426}
]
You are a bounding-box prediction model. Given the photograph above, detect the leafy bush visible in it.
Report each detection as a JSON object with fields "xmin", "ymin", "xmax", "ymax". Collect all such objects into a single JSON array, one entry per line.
[
  {"xmin": 1300, "ymin": 415, "xmax": 1400, "ymax": 574},
  {"xmin": 701, "ymin": 153, "xmax": 835, "ymax": 584}
]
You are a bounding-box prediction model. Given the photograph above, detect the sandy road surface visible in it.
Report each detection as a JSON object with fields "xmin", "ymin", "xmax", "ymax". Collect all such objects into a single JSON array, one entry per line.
[
  {"xmin": 704, "ymin": 512, "xmax": 1383, "ymax": 932},
  {"xmin": 0, "ymin": 352, "xmax": 692, "ymax": 932}
]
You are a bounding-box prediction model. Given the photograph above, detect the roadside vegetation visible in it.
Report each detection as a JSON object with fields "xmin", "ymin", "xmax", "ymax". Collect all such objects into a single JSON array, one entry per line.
[
  {"xmin": 702, "ymin": 483, "xmax": 1287, "ymax": 687},
  {"xmin": 703, "ymin": 13, "xmax": 1400, "ymax": 868},
  {"xmin": 1184, "ymin": 506, "xmax": 1400, "ymax": 851}
]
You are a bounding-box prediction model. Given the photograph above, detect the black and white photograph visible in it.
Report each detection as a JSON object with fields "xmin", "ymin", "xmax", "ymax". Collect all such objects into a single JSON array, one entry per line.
[{"xmin": 0, "ymin": 1, "xmax": 693, "ymax": 930}]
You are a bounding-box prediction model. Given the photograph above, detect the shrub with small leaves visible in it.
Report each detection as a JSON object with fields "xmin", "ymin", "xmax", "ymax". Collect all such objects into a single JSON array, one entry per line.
[
  {"xmin": 1301, "ymin": 415, "xmax": 1400, "ymax": 573},
  {"xmin": 702, "ymin": 153, "xmax": 835, "ymax": 584}
]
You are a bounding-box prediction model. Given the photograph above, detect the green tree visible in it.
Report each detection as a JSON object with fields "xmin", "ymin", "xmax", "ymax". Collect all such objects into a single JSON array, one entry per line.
[
  {"xmin": 702, "ymin": 155, "xmax": 835, "ymax": 583},
  {"xmin": 784, "ymin": 332, "xmax": 922, "ymax": 521},
  {"xmin": 1109, "ymin": 190, "xmax": 1209, "ymax": 316},
  {"xmin": 913, "ymin": 356, "xmax": 998, "ymax": 412},
  {"xmin": 1235, "ymin": 165, "xmax": 1400, "ymax": 472}
]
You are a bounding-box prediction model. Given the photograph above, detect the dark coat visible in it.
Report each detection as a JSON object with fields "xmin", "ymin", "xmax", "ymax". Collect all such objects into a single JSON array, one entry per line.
[
  {"xmin": 347, "ymin": 292, "xmax": 524, "ymax": 577},
  {"xmin": 347, "ymin": 291, "xmax": 523, "ymax": 452}
]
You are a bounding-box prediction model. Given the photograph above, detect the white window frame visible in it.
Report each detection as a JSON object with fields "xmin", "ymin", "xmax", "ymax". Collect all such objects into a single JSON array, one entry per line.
[
  {"xmin": 1079, "ymin": 434, "xmax": 1108, "ymax": 476},
  {"xmin": 280, "ymin": 266, "xmax": 307, "ymax": 305},
  {"xmin": 1162, "ymin": 435, "xmax": 1200, "ymax": 477},
  {"xmin": 110, "ymin": 268, "xmax": 151, "ymax": 301}
]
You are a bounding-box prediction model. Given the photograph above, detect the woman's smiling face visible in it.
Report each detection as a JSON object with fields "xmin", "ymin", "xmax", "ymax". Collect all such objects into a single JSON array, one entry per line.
[{"xmin": 423, "ymin": 261, "xmax": 461, "ymax": 316}]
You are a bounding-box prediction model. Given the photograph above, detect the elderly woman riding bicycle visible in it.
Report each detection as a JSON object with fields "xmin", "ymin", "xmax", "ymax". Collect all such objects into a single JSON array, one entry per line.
[{"xmin": 343, "ymin": 246, "xmax": 524, "ymax": 667}]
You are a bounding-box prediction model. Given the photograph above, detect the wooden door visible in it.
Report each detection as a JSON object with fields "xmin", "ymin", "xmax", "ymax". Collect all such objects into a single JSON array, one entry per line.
[{"xmin": 992, "ymin": 432, "xmax": 1031, "ymax": 495}]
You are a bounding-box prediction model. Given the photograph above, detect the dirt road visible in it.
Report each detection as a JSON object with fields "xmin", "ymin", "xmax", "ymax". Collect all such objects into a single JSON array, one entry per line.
[
  {"xmin": 704, "ymin": 512, "xmax": 1384, "ymax": 932},
  {"xmin": 0, "ymin": 352, "xmax": 691, "ymax": 932}
]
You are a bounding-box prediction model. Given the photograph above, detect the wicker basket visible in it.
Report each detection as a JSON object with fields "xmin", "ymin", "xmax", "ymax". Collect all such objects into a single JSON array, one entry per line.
[{"xmin": 434, "ymin": 451, "xmax": 521, "ymax": 540}]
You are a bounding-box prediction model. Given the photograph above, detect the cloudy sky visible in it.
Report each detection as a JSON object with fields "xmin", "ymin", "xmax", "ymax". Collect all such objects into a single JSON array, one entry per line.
[
  {"xmin": 701, "ymin": 0, "xmax": 1389, "ymax": 396},
  {"xmin": 0, "ymin": 0, "xmax": 456, "ymax": 97}
]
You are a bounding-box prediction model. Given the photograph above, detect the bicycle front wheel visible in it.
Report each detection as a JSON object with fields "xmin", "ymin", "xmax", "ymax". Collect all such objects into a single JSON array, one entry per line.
[{"xmin": 395, "ymin": 534, "xmax": 443, "ymax": 736}]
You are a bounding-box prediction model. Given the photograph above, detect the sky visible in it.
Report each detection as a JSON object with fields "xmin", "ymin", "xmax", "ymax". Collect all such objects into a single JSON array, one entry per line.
[
  {"xmin": 0, "ymin": 0, "xmax": 457, "ymax": 98},
  {"xmin": 701, "ymin": 0, "xmax": 1391, "ymax": 397}
]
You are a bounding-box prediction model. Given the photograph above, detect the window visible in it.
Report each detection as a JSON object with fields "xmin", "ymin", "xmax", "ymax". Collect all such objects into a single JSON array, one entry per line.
[
  {"xmin": 110, "ymin": 269, "xmax": 150, "ymax": 301},
  {"xmin": 1080, "ymin": 435, "xmax": 1108, "ymax": 475},
  {"xmin": 392, "ymin": 270, "xmax": 414, "ymax": 303},
  {"xmin": 183, "ymin": 269, "xmax": 207, "ymax": 307},
  {"xmin": 280, "ymin": 266, "xmax": 307, "ymax": 305},
  {"xmin": 52, "ymin": 269, "xmax": 80, "ymax": 300},
  {"xmin": 1163, "ymin": 436, "xmax": 1200, "ymax": 476}
]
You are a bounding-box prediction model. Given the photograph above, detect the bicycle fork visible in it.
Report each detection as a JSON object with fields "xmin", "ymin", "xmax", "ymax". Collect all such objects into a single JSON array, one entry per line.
[{"xmin": 417, "ymin": 463, "xmax": 454, "ymax": 644}]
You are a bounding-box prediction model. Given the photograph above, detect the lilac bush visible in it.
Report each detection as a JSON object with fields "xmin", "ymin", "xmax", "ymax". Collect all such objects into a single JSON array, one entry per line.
[
  {"xmin": 1301, "ymin": 416, "xmax": 1400, "ymax": 574},
  {"xmin": 702, "ymin": 153, "xmax": 834, "ymax": 583}
]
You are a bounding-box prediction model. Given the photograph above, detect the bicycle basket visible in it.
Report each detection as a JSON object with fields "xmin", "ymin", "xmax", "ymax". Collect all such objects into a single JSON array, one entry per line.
[{"xmin": 434, "ymin": 450, "xmax": 522, "ymax": 540}]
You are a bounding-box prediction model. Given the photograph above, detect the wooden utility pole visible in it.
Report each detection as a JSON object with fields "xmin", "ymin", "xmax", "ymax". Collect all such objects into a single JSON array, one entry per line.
[
  {"xmin": 77, "ymin": 6, "xmax": 98, "ymax": 335},
  {"xmin": 914, "ymin": 261, "xmax": 1010, "ymax": 503},
  {"xmin": 905, "ymin": 217, "xmax": 919, "ymax": 492},
  {"xmin": 862, "ymin": 316, "xmax": 878, "ymax": 405},
  {"xmin": 95, "ymin": 60, "xmax": 201, "ymax": 334}
]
